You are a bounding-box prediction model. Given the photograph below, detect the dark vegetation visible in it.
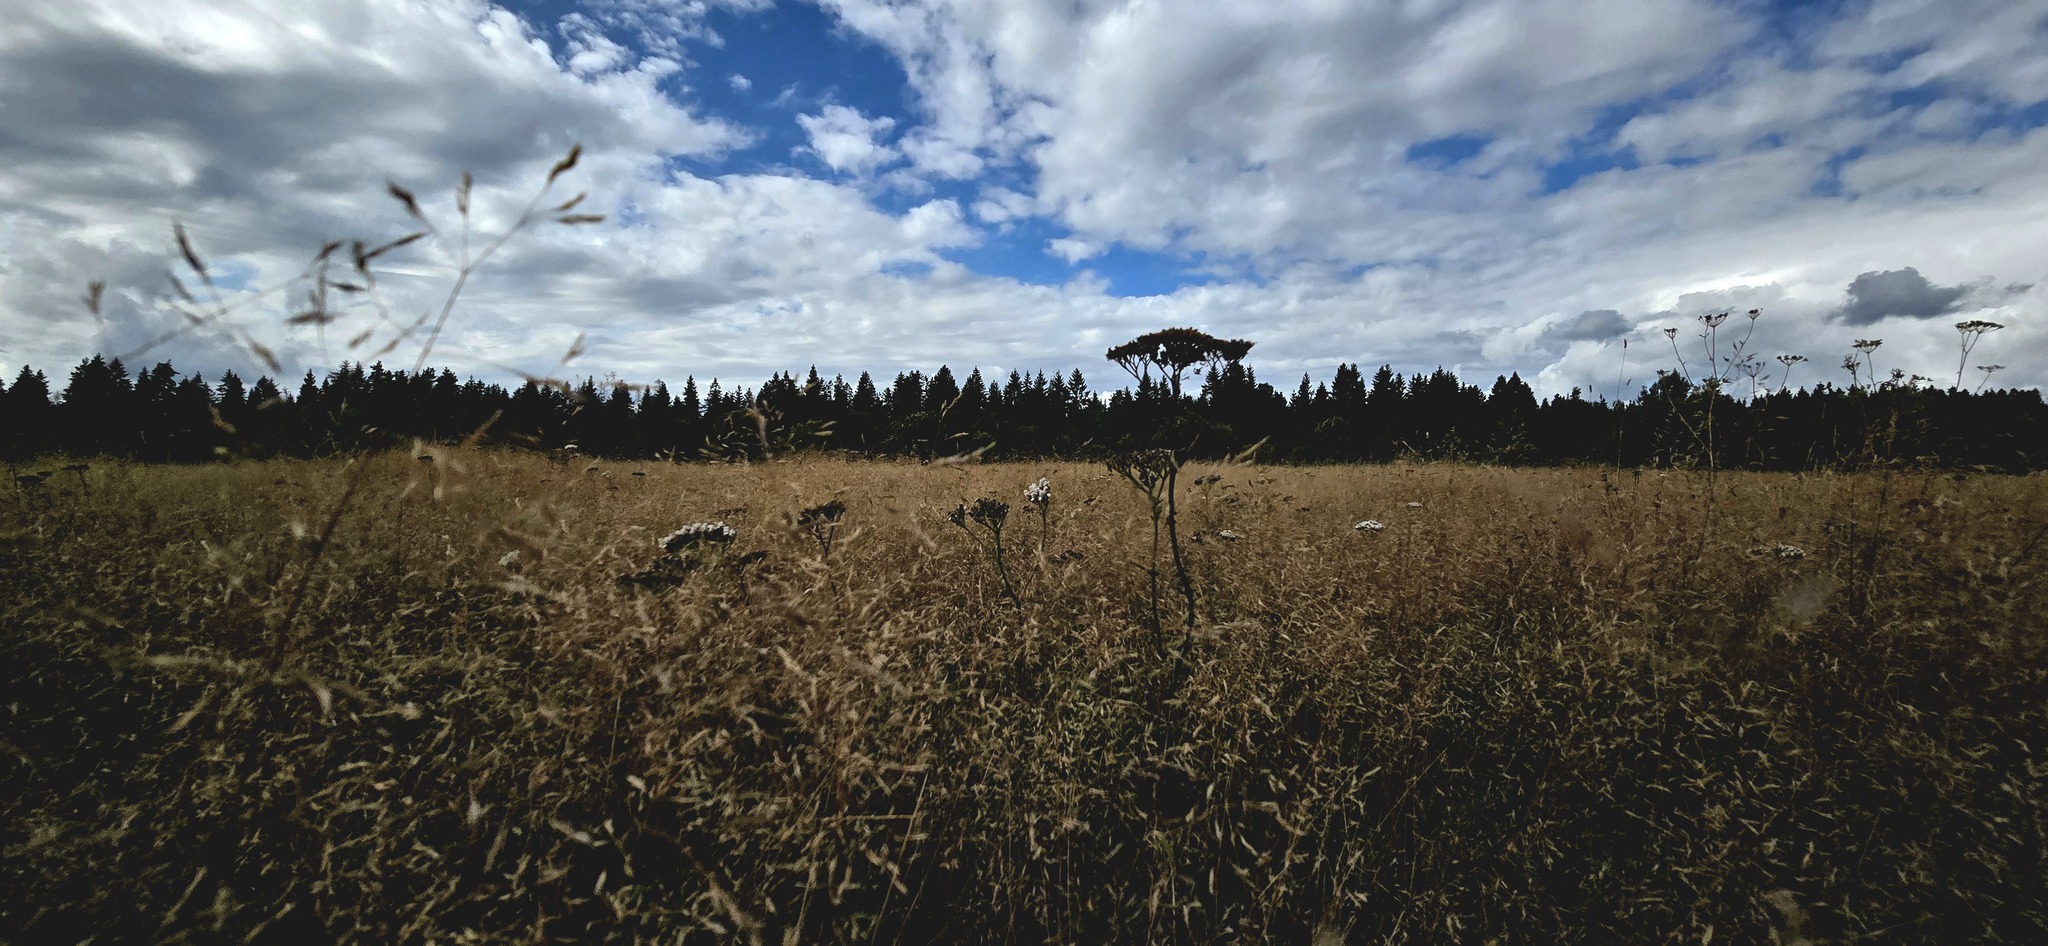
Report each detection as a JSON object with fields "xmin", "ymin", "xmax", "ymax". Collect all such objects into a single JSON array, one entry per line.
[
  {"xmin": 5, "ymin": 350, "xmax": 2045, "ymax": 468},
  {"xmin": 3, "ymin": 457, "xmax": 2043, "ymax": 944}
]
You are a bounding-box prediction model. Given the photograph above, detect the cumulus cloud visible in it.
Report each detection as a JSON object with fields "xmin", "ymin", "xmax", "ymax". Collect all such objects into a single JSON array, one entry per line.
[
  {"xmin": 970, "ymin": 186, "xmax": 1035, "ymax": 225},
  {"xmin": 1833, "ymin": 267, "xmax": 1974, "ymax": 325},
  {"xmin": 728, "ymin": 72, "xmax": 751, "ymax": 91},
  {"xmin": 1046, "ymin": 237, "xmax": 1102, "ymax": 264},
  {"xmin": 796, "ymin": 105, "xmax": 899, "ymax": 175},
  {"xmin": 560, "ymin": 13, "xmax": 633, "ymax": 75},
  {"xmin": 796, "ymin": 0, "xmax": 2047, "ymax": 392},
  {"xmin": 3, "ymin": 0, "xmax": 2046, "ymax": 401}
]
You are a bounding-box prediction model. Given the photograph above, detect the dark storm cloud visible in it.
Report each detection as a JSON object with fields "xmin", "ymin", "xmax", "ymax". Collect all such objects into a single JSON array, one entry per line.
[
  {"xmin": 1554, "ymin": 309, "xmax": 1630, "ymax": 340},
  {"xmin": 1832, "ymin": 267, "xmax": 1971, "ymax": 325}
]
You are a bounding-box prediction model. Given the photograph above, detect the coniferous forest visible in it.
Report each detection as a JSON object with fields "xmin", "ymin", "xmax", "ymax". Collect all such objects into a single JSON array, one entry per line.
[{"xmin": 4, "ymin": 352, "xmax": 2045, "ymax": 470}]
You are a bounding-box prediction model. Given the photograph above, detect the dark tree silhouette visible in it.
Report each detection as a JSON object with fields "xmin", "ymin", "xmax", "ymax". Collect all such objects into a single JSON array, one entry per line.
[
  {"xmin": 1106, "ymin": 327, "xmax": 1255, "ymax": 400},
  {"xmin": 2, "ymin": 350, "xmax": 2043, "ymax": 471}
]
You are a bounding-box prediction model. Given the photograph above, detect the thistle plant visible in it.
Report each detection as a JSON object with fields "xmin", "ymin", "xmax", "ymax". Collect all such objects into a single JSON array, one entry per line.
[{"xmin": 947, "ymin": 497, "xmax": 1017, "ymax": 601}]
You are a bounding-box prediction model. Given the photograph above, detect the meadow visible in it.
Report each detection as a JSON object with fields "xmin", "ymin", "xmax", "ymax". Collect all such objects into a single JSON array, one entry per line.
[{"xmin": 3, "ymin": 451, "xmax": 2044, "ymax": 944}]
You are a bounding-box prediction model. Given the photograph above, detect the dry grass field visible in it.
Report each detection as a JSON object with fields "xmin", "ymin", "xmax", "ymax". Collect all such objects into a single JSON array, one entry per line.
[{"xmin": 3, "ymin": 451, "xmax": 2045, "ymax": 944}]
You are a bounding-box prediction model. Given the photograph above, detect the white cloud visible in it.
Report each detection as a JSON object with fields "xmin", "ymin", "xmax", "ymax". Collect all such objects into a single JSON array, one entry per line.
[
  {"xmin": 560, "ymin": 12, "xmax": 632, "ymax": 75},
  {"xmin": 577, "ymin": 0, "xmax": 774, "ymax": 58},
  {"xmin": 3, "ymin": 0, "xmax": 2046, "ymax": 405},
  {"xmin": 970, "ymin": 185, "xmax": 1035, "ymax": 225},
  {"xmin": 796, "ymin": 104, "xmax": 899, "ymax": 175},
  {"xmin": 1046, "ymin": 237, "xmax": 1101, "ymax": 264},
  {"xmin": 0, "ymin": 0, "xmax": 746, "ymax": 379},
  {"xmin": 800, "ymin": 0, "xmax": 2048, "ymax": 393},
  {"xmin": 728, "ymin": 72, "xmax": 751, "ymax": 91}
]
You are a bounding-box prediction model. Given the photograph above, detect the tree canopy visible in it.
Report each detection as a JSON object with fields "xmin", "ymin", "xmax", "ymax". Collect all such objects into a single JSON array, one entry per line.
[{"xmin": 1106, "ymin": 327, "xmax": 1256, "ymax": 398}]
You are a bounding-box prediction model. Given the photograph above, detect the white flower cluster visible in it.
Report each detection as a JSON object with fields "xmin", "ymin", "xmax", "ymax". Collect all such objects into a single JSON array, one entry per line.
[
  {"xmin": 1215, "ymin": 529, "xmax": 1244, "ymax": 542},
  {"xmin": 661, "ymin": 521, "xmax": 737, "ymax": 553},
  {"xmin": 1025, "ymin": 476, "xmax": 1052, "ymax": 507},
  {"xmin": 1774, "ymin": 543, "xmax": 1807, "ymax": 560},
  {"xmin": 1406, "ymin": 501, "xmax": 1423, "ymax": 509},
  {"xmin": 1354, "ymin": 519, "xmax": 1385, "ymax": 532}
]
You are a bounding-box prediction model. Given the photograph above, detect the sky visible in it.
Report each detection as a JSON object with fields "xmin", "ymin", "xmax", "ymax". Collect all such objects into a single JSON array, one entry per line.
[{"xmin": 3, "ymin": 0, "xmax": 2046, "ymax": 398}]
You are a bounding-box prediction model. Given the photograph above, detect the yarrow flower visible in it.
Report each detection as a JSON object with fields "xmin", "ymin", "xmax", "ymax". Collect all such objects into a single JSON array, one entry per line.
[
  {"xmin": 1406, "ymin": 501, "xmax": 1423, "ymax": 509},
  {"xmin": 1215, "ymin": 529, "xmax": 1243, "ymax": 542},
  {"xmin": 1774, "ymin": 543, "xmax": 1807, "ymax": 561},
  {"xmin": 661, "ymin": 521, "xmax": 737, "ymax": 553},
  {"xmin": 1354, "ymin": 519, "xmax": 1385, "ymax": 532},
  {"xmin": 1024, "ymin": 477, "xmax": 1051, "ymax": 507}
]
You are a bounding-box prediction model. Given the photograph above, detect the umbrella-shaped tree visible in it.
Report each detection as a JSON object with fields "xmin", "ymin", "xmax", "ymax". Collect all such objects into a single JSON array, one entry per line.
[{"xmin": 1105, "ymin": 327, "xmax": 1254, "ymax": 400}]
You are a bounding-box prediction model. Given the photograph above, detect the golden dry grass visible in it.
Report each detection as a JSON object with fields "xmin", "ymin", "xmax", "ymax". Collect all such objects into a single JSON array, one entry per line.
[{"xmin": 3, "ymin": 452, "xmax": 2045, "ymax": 944}]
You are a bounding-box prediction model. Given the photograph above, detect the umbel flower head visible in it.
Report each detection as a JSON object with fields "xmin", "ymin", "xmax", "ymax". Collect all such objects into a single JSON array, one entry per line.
[
  {"xmin": 1774, "ymin": 543, "xmax": 1807, "ymax": 561},
  {"xmin": 661, "ymin": 521, "xmax": 737, "ymax": 553},
  {"xmin": 1024, "ymin": 477, "xmax": 1052, "ymax": 507},
  {"xmin": 948, "ymin": 497, "xmax": 1010, "ymax": 530},
  {"xmin": 971, "ymin": 497, "xmax": 1008, "ymax": 527},
  {"xmin": 1354, "ymin": 519, "xmax": 1385, "ymax": 532},
  {"xmin": 798, "ymin": 500, "xmax": 846, "ymax": 529}
]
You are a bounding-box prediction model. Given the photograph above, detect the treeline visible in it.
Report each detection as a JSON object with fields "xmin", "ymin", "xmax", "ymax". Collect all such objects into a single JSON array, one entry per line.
[{"xmin": 4, "ymin": 355, "xmax": 2045, "ymax": 470}]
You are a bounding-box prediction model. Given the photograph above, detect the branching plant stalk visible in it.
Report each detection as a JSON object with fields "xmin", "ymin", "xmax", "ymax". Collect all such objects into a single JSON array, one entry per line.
[{"xmin": 1162, "ymin": 464, "xmax": 1196, "ymax": 640}]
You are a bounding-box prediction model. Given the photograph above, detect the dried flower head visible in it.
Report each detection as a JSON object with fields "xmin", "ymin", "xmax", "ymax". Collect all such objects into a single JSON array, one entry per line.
[
  {"xmin": 798, "ymin": 499, "xmax": 846, "ymax": 528},
  {"xmin": 1852, "ymin": 338, "xmax": 1883, "ymax": 353},
  {"xmin": 661, "ymin": 521, "xmax": 737, "ymax": 553},
  {"xmin": 1024, "ymin": 477, "xmax": 1051, "ymax": 507},
  {"xmin": 969, "ymin": 497, "xmax": 1009, "ymax": 528},
  {"xmin": 1107, "ymin": 448, "xmax": 1179, "ymax": 496}
]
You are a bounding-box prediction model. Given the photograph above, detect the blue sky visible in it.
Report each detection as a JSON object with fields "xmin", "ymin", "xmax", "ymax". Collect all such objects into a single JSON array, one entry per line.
[{"xmin": 2, "ymin": 0, "xmax": 2045, "ymax": 395}]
